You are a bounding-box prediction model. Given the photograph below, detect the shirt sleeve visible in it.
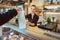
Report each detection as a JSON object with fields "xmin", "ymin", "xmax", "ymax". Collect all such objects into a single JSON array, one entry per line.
[
  {"xmin": 25, "ymin": 15, "xmax": 28, "ymax": 19},
  {"xmin": 34, "ymin": 16, "xmax": 39, "ymax": 26},
  {"xmin": 0, "ymin": 9, "xmax": 18, "ymax": 26}
]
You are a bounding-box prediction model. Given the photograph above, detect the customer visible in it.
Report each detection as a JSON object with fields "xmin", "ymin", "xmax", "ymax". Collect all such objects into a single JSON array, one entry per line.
[
  {"xmin": 0, "ymin": 8, "xmax": 22, "ymax": 26},
  {"xmin": 25, "ymin": 5, "xmax": 39, "ymax": 26}
]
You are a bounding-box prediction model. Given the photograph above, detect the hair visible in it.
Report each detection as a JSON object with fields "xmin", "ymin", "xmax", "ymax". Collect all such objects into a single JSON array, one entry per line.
[{"xmin": 31, "ymin": 5, "xmax": 36, "ymax": 9}]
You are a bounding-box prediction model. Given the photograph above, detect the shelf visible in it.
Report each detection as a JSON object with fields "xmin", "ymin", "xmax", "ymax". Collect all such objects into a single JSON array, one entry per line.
[
  {"xmin": 0, "ymin": 4, "xmax": 16, "ymax": 8},
  {"xmin": 45, "ymin": 4, "xmax": 60, "ymax": 6}
]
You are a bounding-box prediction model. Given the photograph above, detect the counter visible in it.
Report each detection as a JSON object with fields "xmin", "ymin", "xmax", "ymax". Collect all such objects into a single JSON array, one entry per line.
[
  {"xmin": 26, "ymin": 26, "xmax": 60, "ymax": 40},
  {"xmin": 2, "ymin": 23, "xmax": 38, "ymax": 40},
  {"xmin": 2, "ymin": 23, "xmax": 60, "ymax": 40}
]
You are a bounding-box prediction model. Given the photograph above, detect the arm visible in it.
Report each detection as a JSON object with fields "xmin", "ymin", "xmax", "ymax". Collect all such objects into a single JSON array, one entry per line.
[
  {"xmin": 33, "ymin": 16, "xmax": 39, "ymax": 26},
  {"xmin": 25, "ymin": 14, "xmax": 38, "ymax": 26},
  {"xmin": 25, "ymin": 17, "xmax": 36, "ymax": 26},
  {"xmin": 0, "ymin": 9, "xmax": 17, "ymax": 26}
]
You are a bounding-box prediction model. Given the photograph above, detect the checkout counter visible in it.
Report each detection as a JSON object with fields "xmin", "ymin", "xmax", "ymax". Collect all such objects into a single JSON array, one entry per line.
[
  {"xmin": 1, "ymin": 23, "xmax": 60, "ymax": 40},
  {"xmin": 1, "ymin": 17, "xmax": 60, "ymax": 40}
]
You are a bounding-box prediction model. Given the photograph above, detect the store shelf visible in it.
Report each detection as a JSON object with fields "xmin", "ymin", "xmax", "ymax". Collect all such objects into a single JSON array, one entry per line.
[
  {"xmin": 0, "ymin": 4, "xmax": 16, "ymax": 8},
  {"xmin": 45, "ymin": 4, "xmax": 60, "ymax": 6}
]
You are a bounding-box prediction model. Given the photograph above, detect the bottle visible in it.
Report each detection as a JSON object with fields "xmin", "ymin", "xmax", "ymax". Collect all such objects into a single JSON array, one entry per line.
[{"xmin": 50, "ymin": 0, "xmax": 53, "ymax": 4}]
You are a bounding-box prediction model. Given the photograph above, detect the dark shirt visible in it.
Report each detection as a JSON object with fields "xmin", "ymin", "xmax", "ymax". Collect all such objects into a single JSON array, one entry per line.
[
  {"xmin": 0, "ymin": 9, "xmax": 17, "ymax": 26},
  {"xmin": 25, "ymin": 14, "xmax": 39, "ymax": 26}
]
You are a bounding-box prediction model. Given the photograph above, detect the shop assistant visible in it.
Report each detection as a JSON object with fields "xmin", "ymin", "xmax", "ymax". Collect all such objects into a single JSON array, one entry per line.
[{"xmin": 25, "ymin": 5, "xmax": 39, "ymax": 26}]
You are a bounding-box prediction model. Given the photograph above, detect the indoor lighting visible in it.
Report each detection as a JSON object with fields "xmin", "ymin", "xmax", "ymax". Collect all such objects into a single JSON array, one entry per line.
[
  {"xmin": 13, "ymin": 0, "xmax": 18, "ymax": 1},
  {"xmin": 24, "ymin": 2, "xmax": 28, "ymax": 6}
]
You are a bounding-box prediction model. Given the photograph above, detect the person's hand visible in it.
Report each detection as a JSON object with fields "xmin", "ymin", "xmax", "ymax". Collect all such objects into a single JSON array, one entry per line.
[
  {"xmin": 26, "ymin": 19, "xmax": 35, "ymax": 26},
  {"xmin": 30, "ymin": 23, "xmax": 35, "ymax": 26},
  {"xmin": 16, "ymin": 8, "xmax": 22, "ymax": 13}
]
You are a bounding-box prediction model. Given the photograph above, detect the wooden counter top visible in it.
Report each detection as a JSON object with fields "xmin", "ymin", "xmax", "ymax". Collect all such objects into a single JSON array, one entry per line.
[
  {"xmin": 2, "ymin": 23, "xmax": 60, "ymax": 40},
  {"xmin": 26, "ymin": 26, "xmax": 59, "ymax": 40}
]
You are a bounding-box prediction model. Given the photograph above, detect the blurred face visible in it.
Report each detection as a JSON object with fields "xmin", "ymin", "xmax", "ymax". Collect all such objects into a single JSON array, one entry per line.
[{"xmin": 31, "ymin": 6, "xmax": 36, "ymax": 13}]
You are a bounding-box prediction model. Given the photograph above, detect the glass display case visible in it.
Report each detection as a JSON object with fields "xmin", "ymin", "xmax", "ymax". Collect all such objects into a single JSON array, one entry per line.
[{"xmin": 2, "ymin": 27, "xmax": 36, "ymax": 40}]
